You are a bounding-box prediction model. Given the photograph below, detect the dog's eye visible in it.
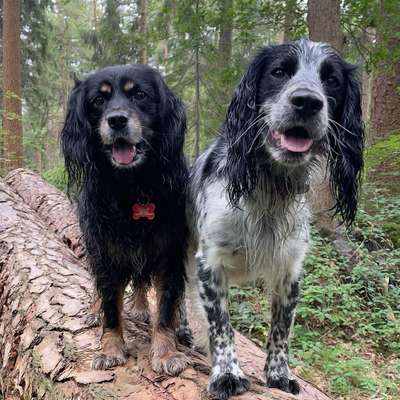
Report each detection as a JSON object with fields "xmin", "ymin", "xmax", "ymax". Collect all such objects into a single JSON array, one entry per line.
[
  {"xmin": 132, "ymin": 90, "xmax": 146, "ymax": 101},
  {"xmin": 271, "ymin": 68, "xmax": 285, "ymax": 78},
  {"xmin": 326, "ymin": 76, "xmax": 339, "ymax": 88},
  {"xmin": 93, "ymin": 96, "xmax": 105, "ymax": 106}
]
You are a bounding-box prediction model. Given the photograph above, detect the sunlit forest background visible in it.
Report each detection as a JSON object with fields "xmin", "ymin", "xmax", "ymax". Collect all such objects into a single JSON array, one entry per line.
[{"xmin": 0, "ymin": 1, "xmax": 399, "ymax": 399}]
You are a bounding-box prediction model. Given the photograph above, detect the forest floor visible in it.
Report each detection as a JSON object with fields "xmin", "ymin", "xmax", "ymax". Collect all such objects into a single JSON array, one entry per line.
[{"xmin": 229, "ymin": 131, "xmax": 400, "ymax": 400}]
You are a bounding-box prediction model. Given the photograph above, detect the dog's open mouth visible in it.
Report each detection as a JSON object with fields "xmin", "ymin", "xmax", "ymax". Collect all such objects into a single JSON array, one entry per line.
[
  {"xmin": 112, "ymin": 138, "xmax": 137, "ymax": 165},
  {"xmin": 272, "ymin": 127, "xmax": 314, "ymax": 153}
]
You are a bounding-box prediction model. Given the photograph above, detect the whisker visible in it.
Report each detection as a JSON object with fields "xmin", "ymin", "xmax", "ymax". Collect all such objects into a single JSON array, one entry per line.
[
  {"xmin": 231, "ymin": 114, "xmax": 266, "ymax": 146},
  {"xmin": 328, "ymin": 118, "xmax": 358, "ymax": 137}
]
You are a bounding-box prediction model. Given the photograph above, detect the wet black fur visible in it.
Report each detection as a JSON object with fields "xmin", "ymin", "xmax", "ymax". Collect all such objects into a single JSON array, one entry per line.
[
  {"xmin": 61, "ymin": 64, "xmax": 188, "ymax": 333},
  {"xmin": 223, "ymin": 43, "xmax": 364, "ymax": 225}
]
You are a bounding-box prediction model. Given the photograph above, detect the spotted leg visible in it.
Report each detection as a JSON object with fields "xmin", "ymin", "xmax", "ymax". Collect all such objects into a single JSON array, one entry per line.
[
  {"xmin": 264, "ymin": 277, "xmax": 301, "ymax": 394},
  {"xmin": 197, "ymin": 252, "xmax": 250, "ymax": 400}
]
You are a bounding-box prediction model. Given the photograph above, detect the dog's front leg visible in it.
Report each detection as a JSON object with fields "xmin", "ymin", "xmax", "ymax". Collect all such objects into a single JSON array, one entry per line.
[
  {"xmin": 264, "ymin": 276, "xmax": 301, "ymax": 394},
  {"xmin": 93, "ymin": 279, "xmax": 128, "ymax": 370},
  {"xmin": 150, "ymin": 270, "xmax": 189, "ymax": 376},
  {"xmin": 197, "ymin": 251, "xmax": 250, "ymax": 399}
]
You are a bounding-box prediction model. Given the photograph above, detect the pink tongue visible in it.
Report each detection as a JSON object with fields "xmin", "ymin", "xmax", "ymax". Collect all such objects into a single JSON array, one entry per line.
[
  {"xmin": 280, "ymin": 134, "xmax": 313, "ymax": 153},
  {"xmin": 112, "ymin": 144, "xmax": 136, "ymax": 165}
]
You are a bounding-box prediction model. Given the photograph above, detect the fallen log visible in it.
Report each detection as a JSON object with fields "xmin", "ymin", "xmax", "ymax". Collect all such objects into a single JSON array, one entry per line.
[
  {"xmin": 4, "ymin": 168, "xmax": 85, "ymax": 259},
  {"xmin": 0, "ymin": 170, "xmax": 331, "ymax": 400}
]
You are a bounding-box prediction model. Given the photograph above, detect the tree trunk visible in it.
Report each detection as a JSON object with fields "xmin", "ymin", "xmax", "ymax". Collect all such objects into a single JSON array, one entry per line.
[
  {"xmin": 370, "ymin": 42, "xmax": 400, "ymax": 138},
  {"xmin": 279, "ymin": 0, "xmax": 297, "ymax": 44},
  {"xmin": 307, "ymin": 0, "xmax": 342, "ymax": 50},
  {"xmin": 369, "ymin": 1, "xmax": 400, "ymax": 139},
  {"xmin": 92, "ymin": 0, "xmax": 97, "ymax": 30},
  {"xmin": 0, "ymin": 0, "xmax": 4, "ymax": 170},
  {"xmin": 2, "ymin": 0, "xmax": 23, "ymax": 172},
  {"xmin": 0, "ymin": 169, "xmax": 332, "ymax": 400},
  {"xmin": 307, "ymin": 0, "xmax": 342, "ymax": 238},
  {"xmin": 218, "ymin": 0, "xmax": 233, "ymax": 65},
  {"xmin": 137, "ymin": 0, "xmax": 149, "ymax": 64},
  {"xmin": 193, "ymin": 0, "xmax": 201, "ymax": 159}
]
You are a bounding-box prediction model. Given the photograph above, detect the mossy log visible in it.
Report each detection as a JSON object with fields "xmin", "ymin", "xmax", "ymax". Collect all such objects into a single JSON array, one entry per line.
[{"xmin": 0, "ymin": 169, "xmax": 332, "ymax": 400}]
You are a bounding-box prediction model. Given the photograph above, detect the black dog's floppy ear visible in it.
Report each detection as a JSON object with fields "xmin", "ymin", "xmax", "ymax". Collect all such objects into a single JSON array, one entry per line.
[
  {"xmin": 158, "ymin": 79, "xmax": 187, "ymax": 169},
  {"xmin": 329, "ymin": 65, "xmax": 365, "ymax": 226},
  {"xmin": 60, "ymin": 80, "xmax": 91, "ymax": 194},
  {"xmin": 223, "ymin": 49, "xmax": 267, "ymax": 206}
]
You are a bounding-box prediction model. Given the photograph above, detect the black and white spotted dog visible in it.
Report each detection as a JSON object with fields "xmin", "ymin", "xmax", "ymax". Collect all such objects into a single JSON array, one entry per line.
[{"xmin": 186, "ymin": 39, "xmax": 364, "ymax": 399}]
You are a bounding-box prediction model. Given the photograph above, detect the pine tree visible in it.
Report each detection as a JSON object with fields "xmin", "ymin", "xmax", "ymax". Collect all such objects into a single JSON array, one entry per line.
[
  {"xmin": 307, "ymin": 0, "xmax": 343, "ymax": 236},
  {"xmin": 2, "ymin": 0, "xmax": 23, "ymax": 172}
]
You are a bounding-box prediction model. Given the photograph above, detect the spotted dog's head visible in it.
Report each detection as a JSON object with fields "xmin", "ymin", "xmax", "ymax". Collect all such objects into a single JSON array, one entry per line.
[
  {"xmin": 224, "ymin": 39, "xmax": 364, "ymax": 224},
  {"xmin": 61, "ymin": 65, "xmax": 186, "ymax": 190}
]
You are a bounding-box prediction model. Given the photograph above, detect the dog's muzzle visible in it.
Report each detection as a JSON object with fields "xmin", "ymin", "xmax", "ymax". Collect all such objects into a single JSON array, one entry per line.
[{"xmin": 100, "ymin": 110, "xmax": 142, "ymax": 166}]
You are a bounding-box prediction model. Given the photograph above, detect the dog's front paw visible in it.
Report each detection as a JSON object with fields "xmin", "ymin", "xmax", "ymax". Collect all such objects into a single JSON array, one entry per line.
[
  {"xmin": 85, "ymin": 312, "xmax": 102, "ymax": 327},
  {"xmin": 151, "ymin": 351, "xmax": 189, "ymax": 376},
  {"xmin": 208, "ymin": 370, "xmax": 250, "ymax": 400},
  {"xmin": 92, "ymin": 351, "xmax": 127, "ymax": 370},
  {"xmin": 92, "ymin": 329, "xmax": 127, "ymax": 370},
  {"xmin": 266, "ymin": 376, "xmax": 300, "ymax": 395}
]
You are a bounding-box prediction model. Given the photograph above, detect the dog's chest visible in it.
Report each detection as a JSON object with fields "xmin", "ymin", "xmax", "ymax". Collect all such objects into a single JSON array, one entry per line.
[{"xmin": 196, "ymin": 181, "xmax": 309, "ymax": 284}]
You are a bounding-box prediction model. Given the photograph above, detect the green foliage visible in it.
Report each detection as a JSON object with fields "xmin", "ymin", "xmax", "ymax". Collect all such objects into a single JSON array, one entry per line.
[
  {"xmin": 365, "ymin": 131, "xmax": 400, "ymax": 171},
  {"xmin": 43, "ymin": 165, "xmax": 67, "ymax": 192},
  {"xmin": 229, "ymin": 285, "xmax": 269, "ymax": 346}
]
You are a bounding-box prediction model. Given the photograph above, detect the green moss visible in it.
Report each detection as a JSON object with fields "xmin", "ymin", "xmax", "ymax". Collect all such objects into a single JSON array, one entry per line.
[{"xmin": 365, "ymin": 131, "xmax": 400, "ymax": 172}]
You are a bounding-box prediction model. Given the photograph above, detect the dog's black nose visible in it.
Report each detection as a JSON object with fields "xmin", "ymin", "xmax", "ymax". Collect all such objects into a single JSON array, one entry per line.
[
  {"xmin": 108, "ymin": 113, "xmax": 128, "ymax": 130},
  {"xmin": 290, "ymin": 92, "xmax": 323, "ymax": 118}
]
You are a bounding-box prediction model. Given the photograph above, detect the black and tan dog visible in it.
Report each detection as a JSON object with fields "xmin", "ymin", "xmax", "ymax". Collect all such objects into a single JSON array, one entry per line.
[{"xmin": 61, "ymin": 64, "xmax": 191, "ymax": 375}]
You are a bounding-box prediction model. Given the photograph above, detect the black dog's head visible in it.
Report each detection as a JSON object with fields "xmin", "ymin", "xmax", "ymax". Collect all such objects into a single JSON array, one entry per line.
[
  {"xmin": 61, "ymin": 64, "xmax": 186, "ymax": 190},
  {"xmin": 224, "ymin": 39, "xmax": 364, "ymax": 225}
]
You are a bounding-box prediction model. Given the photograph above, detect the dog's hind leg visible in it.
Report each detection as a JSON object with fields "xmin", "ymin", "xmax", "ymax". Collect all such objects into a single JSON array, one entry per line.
[
  {"xmin": 264, "ymin": 275, "xmax": 301, "ymax": 395},
  {"xmin": 126, "ymin": 284, "xmax": 151, "ymax": 324},
  {"xmin": 197, "ymin": 251, "xmax": 250, "ymax": 399},
  {"xmin": 175, "ymin": 297, "xmax": 193, "ymax": 347},
  {"xmin": 150, "ymin": 266, "xmax": 190, "ymax": 376},
  {"xmin": 92, "ymin": 277, "xmax": 129, "ymax": 370}
]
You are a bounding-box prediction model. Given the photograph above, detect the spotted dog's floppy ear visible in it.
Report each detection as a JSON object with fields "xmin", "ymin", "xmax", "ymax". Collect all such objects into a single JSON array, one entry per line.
[
  {"xmin": 223, "ymin": 49, "xmax": 268, "ymax": 206},
  {"xmin": 60, "ymin": 80, "xmax": 92, "ymax": 194},
  {"xmin": 329, "ymin": 65, "xmax": 365, "ymax": 226}
]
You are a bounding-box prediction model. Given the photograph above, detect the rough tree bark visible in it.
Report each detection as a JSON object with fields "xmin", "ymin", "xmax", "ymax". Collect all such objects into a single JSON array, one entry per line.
[
  {"xmin": 307, "ymin": 0, "xmax": 342, "ymax": 238},
  {"xmin": 137, "ymin": 0, "xmax": 149, "ymax": 64},
  {"xmin": 0, "ymin": 169, "xmax": 332, "ymax": 400},
  {"xmin": 218, "ymin": 0, "xmax": 233, "ymax": 65},
  {"xmin": 2, "ymin": 0, "xmax": 23, "ymax": 172},
  {"xmin": 307, "ymin": 0, "xmax": 342, "ymax": 50},
  {"xmin": 0, "ymin": 0, "xmax": 4, "ymax": 168},
  {"xmin": 279, "ymin": 0, "xmax": 297, "ymax": 44},
  {"xmin": 370, "ymin": 38, "xmax": 400, "ymax": 138},
  {"xmin": 193, "ymin": 0, "xmax": 201, "ymax": 159},
  {"xmin": 369, "ymin": 1, "xmax": 400, "ymax": 139}
]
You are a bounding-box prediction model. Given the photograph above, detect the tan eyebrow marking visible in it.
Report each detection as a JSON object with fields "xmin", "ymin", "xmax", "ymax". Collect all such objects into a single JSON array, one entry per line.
[
  {"xmin": 123, "ymin": 80, "xmax": 135, "ymax": 92},
  {"xmin": 100, "ymin": 83, "xmax": 112, "ymax": 93}
]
